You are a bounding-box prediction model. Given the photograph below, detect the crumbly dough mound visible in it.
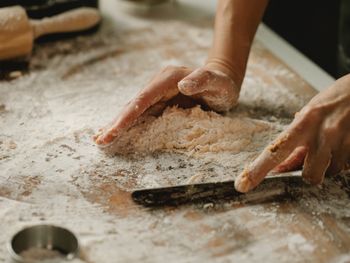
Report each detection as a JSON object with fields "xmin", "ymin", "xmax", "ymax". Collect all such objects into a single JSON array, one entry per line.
[{"xmin": 105, "ymin": 106, "xmax": 273, "ymax": 155}]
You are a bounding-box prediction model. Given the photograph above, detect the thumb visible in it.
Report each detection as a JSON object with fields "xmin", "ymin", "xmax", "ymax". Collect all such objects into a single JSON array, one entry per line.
[{"xmin": 178, "ymin": 68, "xmax": 212, "ymax": 95}]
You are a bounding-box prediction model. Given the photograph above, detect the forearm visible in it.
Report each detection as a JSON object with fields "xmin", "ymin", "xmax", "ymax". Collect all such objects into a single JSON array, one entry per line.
[{"xmin": 206, "ymin": 0, "xmax": 269, "ymax": 86}]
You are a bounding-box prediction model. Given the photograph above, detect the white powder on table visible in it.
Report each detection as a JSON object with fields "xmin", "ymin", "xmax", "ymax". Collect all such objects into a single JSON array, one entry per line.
[
  {"xmin": 287, "ymin": 233, "xmax": 316, "ymax": 253},
  {"xmin": 2, "ymin": 14, "xmax": 347, "ymax": 263}
]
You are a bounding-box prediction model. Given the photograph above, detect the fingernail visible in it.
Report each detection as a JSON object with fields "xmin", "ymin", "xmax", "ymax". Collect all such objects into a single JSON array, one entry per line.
[
  {"xmin": 234, "ymin": 169, "xmax": 253, "ymax": 193},
  {"xmin": 93, "ymin": 130, "xmax": 104, "ymax": 143},
  {"xmin": 95, "ymin": 133, "xmax": 108, "ymax": 145},
  {"xmin": 178, "ymin": 79, "xmax": 197, "ymax": 94},
  {"xmin": 95, "ymin": 137, "xmax": 103, "ymax": 145}
]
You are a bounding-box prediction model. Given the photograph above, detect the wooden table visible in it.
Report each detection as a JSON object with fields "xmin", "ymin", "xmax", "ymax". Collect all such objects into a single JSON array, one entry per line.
[{"xmin": 0, "ymin": 1, "xmax": 349, "ymax": 262}]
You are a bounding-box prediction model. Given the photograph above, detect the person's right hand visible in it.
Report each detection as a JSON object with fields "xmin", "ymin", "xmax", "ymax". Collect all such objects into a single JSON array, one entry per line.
[
  {"xmin": 94, "ymin": 65, "xmax": 241, "ymax": 146},
  {"xmin": 235, "ymin": 74, "xmax": 350, "ymax": 193}
]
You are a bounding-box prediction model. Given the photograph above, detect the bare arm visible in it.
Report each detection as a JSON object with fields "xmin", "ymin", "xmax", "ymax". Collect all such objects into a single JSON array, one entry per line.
[
  {"xmin": 178, "ymin": 0, "xmax": 269, "ymax": 111},
  {"xmin": 207, "ymin": 0, "xmax": 270, "ymax": 85},
  {"xmin": 95, "ymin": 0, "xmax": 269, "ymax": 145}
]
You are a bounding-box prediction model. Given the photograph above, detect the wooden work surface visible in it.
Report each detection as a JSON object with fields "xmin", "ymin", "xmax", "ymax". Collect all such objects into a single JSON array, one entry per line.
[{"xmin": 1, "ymin": 1, "xmax": 350, "ymax": 262}]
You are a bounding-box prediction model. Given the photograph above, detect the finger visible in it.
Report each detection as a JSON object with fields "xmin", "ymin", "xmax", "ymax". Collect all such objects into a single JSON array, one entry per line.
[
  {"xmin": 95, "ymin": 67, "xmax": 191, "ymax": 145},
  {"xmin": 235, "ymin": 127, "xmax": 304, "ymax": 193},
  {"xmin": 96, "ymin": 90, "xmax": 169, "ymax": 145},
  {"xmin": 95, "ymin": 95, "xmax": 154, "ymax": 145},
  {"xmin": 195, "ymin": 89, "xmax": 238, "ymax": 112},
  {"xmin": 326, "ymin": 150, "xmax": 347, "ymax": 176},
  {"xmin": 302, "ymin": 138, "xmax": 331, "ymax": 185},
  {"xmin": 327, "ymin": 136, "xmax": 350, "ymax": 175},
  {"xmin": 179, "ymin": 69, "xmax": 239, "ymax": 112},
  {"xmin": 273, "ymin": 146, "xmax": 307, "ymax": 173}
]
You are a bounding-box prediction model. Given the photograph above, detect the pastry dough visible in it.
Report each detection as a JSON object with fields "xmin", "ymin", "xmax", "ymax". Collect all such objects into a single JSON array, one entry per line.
[{"xmin": 104, "ymin": 106, "xmax": 273, "ymax": 156}]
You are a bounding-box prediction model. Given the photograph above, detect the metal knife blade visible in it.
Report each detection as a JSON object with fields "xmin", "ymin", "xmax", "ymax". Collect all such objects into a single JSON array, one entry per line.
[{"xmin": 132, "ymin": 171, "xmax": 305, "ymax": 207}]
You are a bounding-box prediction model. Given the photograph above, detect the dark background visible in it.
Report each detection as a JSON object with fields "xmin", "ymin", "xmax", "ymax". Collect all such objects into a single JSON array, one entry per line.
[
  {"xmin": 0, "ymin": 0, "xmax": 347, "ymax": 78},
  {"xmin": 263, "ymin": 0, "xmax": 342, "ymax": 78}
]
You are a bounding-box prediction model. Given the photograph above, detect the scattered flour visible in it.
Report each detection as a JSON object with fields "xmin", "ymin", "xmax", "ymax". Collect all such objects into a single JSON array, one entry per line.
[
  {"xmin": 0, "ymin": 5, "xmax": 348, "ymax": 263},
  {"xmin": 287, "ymin": 233, "xmax": 316, "ymax": 253}
]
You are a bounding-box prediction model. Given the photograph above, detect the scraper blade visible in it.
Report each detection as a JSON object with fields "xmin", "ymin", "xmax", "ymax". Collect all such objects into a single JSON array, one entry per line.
[{"xmin": 132, "ymin": 171, "xmax": 306, "ymax": 207}]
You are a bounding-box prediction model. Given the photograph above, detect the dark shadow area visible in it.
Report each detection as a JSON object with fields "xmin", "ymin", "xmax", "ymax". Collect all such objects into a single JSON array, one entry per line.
[{"xmin": 263, "ymin": 0, "xmax": 341, "ymax": 78}]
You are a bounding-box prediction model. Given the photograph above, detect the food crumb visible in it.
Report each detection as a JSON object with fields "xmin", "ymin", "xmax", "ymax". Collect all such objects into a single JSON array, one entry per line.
[{"xmin": 268, "ymin": 134, "xmax": 290, "ymax": 153}]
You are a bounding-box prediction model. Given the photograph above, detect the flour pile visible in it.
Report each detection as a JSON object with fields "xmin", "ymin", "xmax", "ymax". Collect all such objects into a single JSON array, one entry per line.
[{"xmin": 104, "ymin": 106, "xmax": 276, "ymax": 156}]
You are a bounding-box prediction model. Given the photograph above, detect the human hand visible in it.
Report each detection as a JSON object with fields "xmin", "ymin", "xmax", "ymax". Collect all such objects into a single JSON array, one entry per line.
[
  {"xmin": 94, "ymin": 64, "xmax": 241, "ymax": 146},
  {"xmin": 94, "ymin": 66, "xmax": 191, "ymax": 145},
  {"xmin": 235, "ymin": 74, "xmax": 350, "ymax": 192},
  {"xmin": 178, "ymin": 62, "xmax": 241, "ymax": 112}
]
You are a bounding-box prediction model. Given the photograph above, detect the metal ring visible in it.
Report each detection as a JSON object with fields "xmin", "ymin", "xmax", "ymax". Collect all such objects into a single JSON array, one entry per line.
[{"xmin": 8, "ymin": 224, "xmax": 79, "ymax": 263}]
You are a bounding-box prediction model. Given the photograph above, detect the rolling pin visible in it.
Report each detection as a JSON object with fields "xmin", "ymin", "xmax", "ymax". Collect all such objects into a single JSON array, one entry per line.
[{"xmin": 0, "ymin": 5, "xmax": 101, "ymax": 61}]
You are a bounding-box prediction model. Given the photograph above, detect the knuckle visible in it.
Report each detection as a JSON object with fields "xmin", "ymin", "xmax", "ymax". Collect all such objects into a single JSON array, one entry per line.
[
  {"xmin": 292, "ymin": 106, "xmax": 322, "ymax": 131},
  {"xmin": 301, "ymin": 106, "xmax": 322, "ymax": 121},
  {"xmin": 161, "ymin": 65, "xmax": 178, "ymax": 74},
  {"xmin": 160, "ymin": 66, "xmax": 190, "ymax": 80},
  {"xmin": 201, "ymin": 68, "xmax": 213, "ymax": 76},
  {"xmin": 162, "ymin": 65, "xmax": 188, "ymax": 73},
  {"xmin": 195, "ymin": 68, "xmax": 214, "ymax": 80},
  {"xmin": 322, "ymin": 125, "xmax": 338, "ymax": 139}
]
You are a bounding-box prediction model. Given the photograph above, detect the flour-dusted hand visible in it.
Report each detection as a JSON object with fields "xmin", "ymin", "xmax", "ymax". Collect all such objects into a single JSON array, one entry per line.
[
  {"xmin": 94, "ymin": 0, "xmax": 273, "ymax": 146},
  {"xmin": 94, "ymin": 66, "xmax": 192, "ymax": 145},
  {"xmin": 178, "ymin": 66, "xmax": 240, "ymax": 112},
  {"xmin": 94, "ymin": 64, "xmax": 242, "ymax": 145},
  {"xmin": 235, "ymin": 74, "xmax": 350, "ymax": 192}
]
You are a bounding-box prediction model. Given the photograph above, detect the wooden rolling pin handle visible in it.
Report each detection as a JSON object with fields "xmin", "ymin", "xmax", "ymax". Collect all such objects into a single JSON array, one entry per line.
[{"xmin": 31, "ymin": 7, "xmax": 101, "ymax": 39}]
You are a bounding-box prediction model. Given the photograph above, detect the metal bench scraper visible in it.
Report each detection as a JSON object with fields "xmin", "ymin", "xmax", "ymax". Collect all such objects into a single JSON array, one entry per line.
[{"xmin": 132, "ymin": 171, "xmax": 305, "ymax": 207}]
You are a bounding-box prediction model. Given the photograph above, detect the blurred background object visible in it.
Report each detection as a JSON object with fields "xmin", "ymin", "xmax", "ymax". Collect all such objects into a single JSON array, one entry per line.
[
  {"xmin": 263, "ymin": 0, "xmax": 349, "ymax": 78},
  {"xmin": 0, "ymin": 6, "xmax": 101, "ymax": 61},
  {"xmin": 0, "ymin": 0, "xmax": 98, "ymax": 18},
  {"xmin": 338, "ymin": 0, "xmax": 350, "ymax": 76},
  {"xmin": 0, "ymin": 0, "xmax": 101, "ymax": 77},
  {"xmin": 0, "ymin": 0, "xmax": 100, "ymax": 42},
  {"xmin": 119, "ymin": 0, "xmax": 348, "ymax": 78}
]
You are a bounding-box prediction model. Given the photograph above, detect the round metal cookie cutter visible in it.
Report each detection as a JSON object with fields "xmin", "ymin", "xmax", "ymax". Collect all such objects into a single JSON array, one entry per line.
[{"xmin": 8, "ymin": 224, "xmax": 79, "ymax": 263}]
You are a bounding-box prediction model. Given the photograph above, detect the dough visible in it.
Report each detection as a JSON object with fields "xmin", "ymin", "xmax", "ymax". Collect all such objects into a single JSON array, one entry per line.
[{"xmin": 104, "ymin": 106, "xmax": 275, "ymax": 156}]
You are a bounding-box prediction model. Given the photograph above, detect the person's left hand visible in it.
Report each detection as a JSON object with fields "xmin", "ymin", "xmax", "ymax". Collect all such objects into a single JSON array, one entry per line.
[{"xmin": 235, "ymin": 74, "xmax": 350, "ymax": 192}]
